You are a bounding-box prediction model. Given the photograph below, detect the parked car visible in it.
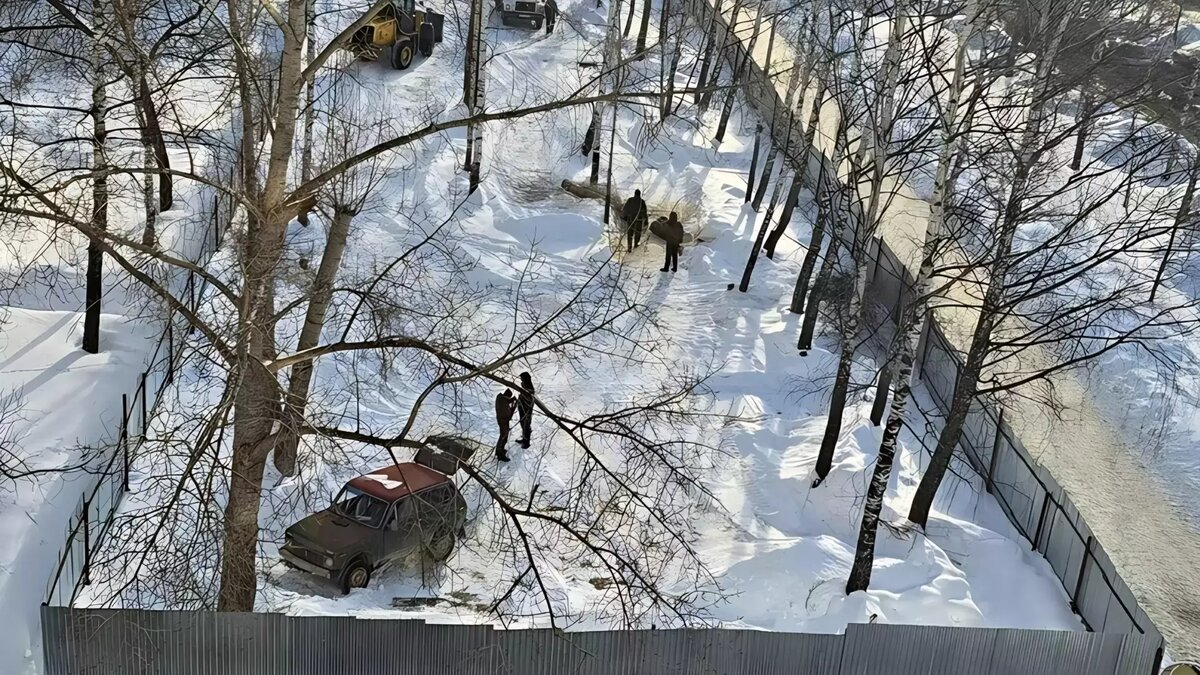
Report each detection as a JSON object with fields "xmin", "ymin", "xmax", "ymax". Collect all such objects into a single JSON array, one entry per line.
[{"xmin": 280, "ymin": 436, "xmax": 479, "ymax": 593}]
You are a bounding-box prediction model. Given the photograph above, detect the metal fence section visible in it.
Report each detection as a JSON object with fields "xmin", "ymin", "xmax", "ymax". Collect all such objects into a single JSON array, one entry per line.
[
  {"xmin": 43, "ymin": 159, "xmax": 238, "ymax": 608},
  {"xmin": 40, "ymin": 606, "xmax": 1161, "ymax": 675},
  {"xmin": 690, "ymin": 0, "xmax": 1165, "ymax": 653}
]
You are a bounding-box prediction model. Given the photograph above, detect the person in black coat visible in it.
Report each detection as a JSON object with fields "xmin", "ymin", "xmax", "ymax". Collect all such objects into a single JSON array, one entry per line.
[
  {"xmin": 516, "ymin": 372, "xmax": 535, "ymax": 448},
  {"xmin": 621, "ymin": 189, "xmax": 648, "ymax": 252},
  {"xmin": 494, "ymin": 389, "xmax": 516, "ymax": 461},
  {"xmin": 660, "ymin": 211, "xmax": 684, "ymax": 273},
  {"xmin": 544, "ymin": 0, "xmax": 558, "ymax": 33}
]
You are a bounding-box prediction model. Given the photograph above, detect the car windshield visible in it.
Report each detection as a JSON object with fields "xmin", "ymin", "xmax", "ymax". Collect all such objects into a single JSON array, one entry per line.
[{"xmin": 332, "ymin": 486, "xmax": 390, "ymax": 528}]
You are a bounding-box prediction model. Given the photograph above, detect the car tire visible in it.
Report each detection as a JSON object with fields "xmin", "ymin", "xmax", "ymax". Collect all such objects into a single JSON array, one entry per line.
[
  {"xmin": 391, "ymin": 39, "xmax": 414, "ymax": 70},
  {"xmin": 419, "ymin": 23, "xmax": 435, "ymax": 57},
  {"xmin": 340, "ymin": 559, "xmax": 372, "ymax": 594},
  {"xmin": 425, "ymin": 531, "xmax": 455, "ymax": 562}
]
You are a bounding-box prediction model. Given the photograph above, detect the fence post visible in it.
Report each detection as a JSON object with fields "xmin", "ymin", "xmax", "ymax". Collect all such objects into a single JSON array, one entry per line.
[
  {"xmin": 986, "ymin": 408, "xmax": 1004, "ymax": 495},
  {"xmin": 121, "ymin": 394, "xmax": 130, "ymax": 491},
  {"xmin": 1032, "ymin": 491, "xmax": 1051, "ymax": 552},
  {"xmin": 140, "ymin": 372, "xmax": 148, "ymax": 438},
  {"xmin": 166, "ymin": 323, "xmax": 174, "ymax": 386},
  {"xmin": 81, "ymin": 499, "xmax": 90, "ymax": 586},
  {"xmin": 1072, "ymin": 535, "xmax": 1093, "ymax": 614}
]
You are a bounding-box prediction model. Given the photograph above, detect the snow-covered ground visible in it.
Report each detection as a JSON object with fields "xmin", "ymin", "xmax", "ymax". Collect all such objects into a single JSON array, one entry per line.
[
  {"xmin": 0, "ymin": 79, "xmax": 221, "ymax": 673},
  {"xmin": 67, "ymin": 0, "xmax": 1080, "ymax": 664}
]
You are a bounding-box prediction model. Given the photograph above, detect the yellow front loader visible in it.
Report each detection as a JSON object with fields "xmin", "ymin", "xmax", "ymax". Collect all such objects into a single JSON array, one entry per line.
[{"xmin": 347, "ymin": 0, "xmax": 444, "ymax": 70}]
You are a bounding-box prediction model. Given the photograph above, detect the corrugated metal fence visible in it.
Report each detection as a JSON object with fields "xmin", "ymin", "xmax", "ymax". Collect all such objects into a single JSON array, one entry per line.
[
  {"xmin": 689, "ymin": 0, "xmax": 1165, "ymax": 654},
  {"xmin": 41, "ymin": 606, "xmax": 1162, "ymax": 675}
]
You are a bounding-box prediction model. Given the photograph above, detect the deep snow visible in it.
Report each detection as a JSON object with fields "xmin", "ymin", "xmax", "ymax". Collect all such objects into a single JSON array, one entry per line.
[{"xmin": 69, "ymin": 0, "xmax": 1081, "ymax": 656}]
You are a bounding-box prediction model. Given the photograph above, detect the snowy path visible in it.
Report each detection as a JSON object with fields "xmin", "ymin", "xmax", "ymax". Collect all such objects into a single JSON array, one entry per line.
[
  {"xmin": 236, "ymin": 0, "xmax": 1080, "ymax": 634},
  {"xmin": 721, "ymin": 3, "xmax": 1200, "ymax": 655}
]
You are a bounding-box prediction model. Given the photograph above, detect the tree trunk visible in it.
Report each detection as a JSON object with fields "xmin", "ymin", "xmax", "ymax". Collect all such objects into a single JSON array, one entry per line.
[
  {"xmin": 753, "ymin": 149, "xmax": 779, "ymax": 211},
  {"xmin": 138, "ymin": 75, "xmax": 172, "ymax": 212},
  {"xmin": 797, "ymin": 191, "xmax": 841, "ymax": 353},
  {"xmin": 218, "ymin": 0, "xmax": 310, "ymax": 612},
  {"xmin": 702, "ymin": 0, "xmax": 743, "ymax": 110},
  {"xmin": 907, "ymin": 3, "xmax": 1077, "ymax": 528},
  {"xmin": 764, "ymin": 172, "xmax": 804, "ymax": 258},
  {"xmin": 623, "ymin": 0, "xmax": 635, "ymax": 38},
  {"xmin": 739, "ymin": 176, "xmax": 785, "ymax": 292},
  {"xmin": 815, "ymin": 5, "xmax": 911, "ymax": 486},
  {"xmin": 1151, "ymin": 152, "xmax": 1199, "ymax": 302},
  {"xmin": 137, "ymin": 77, "xmax": 157, "ymax": 248},
  {"xmin": 693, "ymin": 0, "xmax": 724, "ymax": 106},
  {"xmin": 714, "ymin": 5, "xmax": 763, "ymax": 143},
  {"xmin": 585, "ymin": 0, "xmax": 623, "ymax": 156},
  {"xmin": 635, "ymin": 0, "xmax": 651, "ymax": 57},
  {"xmin": 83, "ymin": 0, "xmax": 108, "ymax": 355},
  {"xmin": 789, "ymin": 179, "xmax": 829, "ymax": 314},
  {"xmin": 1070, "ymin": 91, "xmax": 1093, "ymax": 172},
  {"xmin": 275, "ymin": 207, "xmax": 355, "ymax": 476},
  {"xmin": 300, "ymin": 0, "xmax": 318, "ymax": 184},
  {"xmin": 845, "ymin": 334, "xmax": 911, "ymax": 593}
]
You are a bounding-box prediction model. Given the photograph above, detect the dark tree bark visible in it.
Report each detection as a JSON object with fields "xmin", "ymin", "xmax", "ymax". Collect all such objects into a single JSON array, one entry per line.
[
  {"xmin": 83, "ymin": 0, "xmax": 109, "ymax": 355},
  {"xmin": 739, "ymin": 178, "xmax": 784, "ymax": 292},
  {"xmin": 789, "ymin": 189, "xmax": 829, "ymax": 315},
  {"xmin": 1070, "ymin": 92, "xmax": 1093, "ymax": 172},
  {"xmin": 1150, "ymin": 151, "xmax": 1199, "ymax": 302},
  {"xmin": 693, "ymin": 0, "xmax": 724, "ymax": 105},
  {"xmin": 765, "ymin": 173, "xmax": 804, "ymax": 258},
  {"xmin": 275, "ymin": 206, "xmax": 355, "ymax": 476},
  {"xmin": 635, "ymin": 0, "xmax": 651, "ymax": 56},
  {"xmin": 797, "ymin": 193, "xmax": 841, "ymax": 354}
]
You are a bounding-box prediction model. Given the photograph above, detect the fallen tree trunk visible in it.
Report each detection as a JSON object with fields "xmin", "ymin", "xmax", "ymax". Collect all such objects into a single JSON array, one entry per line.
[{"xmin": 562, "ymin": 178, "xmax": 629, "ymax": 228}]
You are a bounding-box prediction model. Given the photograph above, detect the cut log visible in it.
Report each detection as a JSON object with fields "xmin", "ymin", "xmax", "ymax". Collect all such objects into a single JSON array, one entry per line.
[
  {"xmin": 561, "ymin": 179, "xmax": 629, "ymax": 228},
  {"xmin": 560, "ymin": 179, "xmax": 698, "ymax": 244}
]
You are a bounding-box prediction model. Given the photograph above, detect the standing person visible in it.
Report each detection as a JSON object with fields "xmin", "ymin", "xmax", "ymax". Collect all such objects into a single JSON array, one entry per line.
[
  {"xmin": 661, "ymin": 211, "xmax": 684, "ymax": 273},
  {"xmin": 516, "ymin": 372, "xmax": 535, "ymax": 449},
  {"xmin": 544, "ymin": 0, "xmax": 558, "ymax": 33},
  {"xmin": 622, "ymin": 189, "xmax": 648, "ymax": 252},
  {"xmin": 494, "ymin": 389, "xmax": 516, "ymax": 461}
]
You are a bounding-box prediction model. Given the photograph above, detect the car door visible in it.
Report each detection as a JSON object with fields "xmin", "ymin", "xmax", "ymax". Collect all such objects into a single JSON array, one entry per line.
[
  {"xmin": 382, "ymin": 497, "xmax": 418, "ymax": 562},
  {"xmin": 412, "ymin": 484, "xmax": 455, "ymax": 546}
]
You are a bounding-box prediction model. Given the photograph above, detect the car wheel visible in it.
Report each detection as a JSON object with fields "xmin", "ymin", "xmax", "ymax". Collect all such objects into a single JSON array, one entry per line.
[
  {"xmin": 340, "ymin": 560, "xmax": 372, "ymax": 594},
  {"xmin": 425, "ymin": 531, "xmax": 455, "ymax": 562},
  {"xmin": 391, "ymin": 39, "xmax": 413, "ymax": 70}
]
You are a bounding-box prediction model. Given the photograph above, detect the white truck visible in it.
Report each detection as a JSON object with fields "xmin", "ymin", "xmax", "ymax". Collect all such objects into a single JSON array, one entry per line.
[{"xmin": 494, "ymin": 0, "xmax": 545, "ymax": 29}]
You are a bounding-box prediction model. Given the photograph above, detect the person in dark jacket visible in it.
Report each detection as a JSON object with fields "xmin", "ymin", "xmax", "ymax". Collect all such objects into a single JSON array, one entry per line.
[
  {"xmin": 516, "ymin": 372, "xmax": 535, "ymax": 448},
  {"xmin": 621, "ymin": 189, "xmax": 648, "ymax": 252},
  {"xmin": 544, "ymin": 0, "xmax": 558, "ymax": 33},
  {"xmin": 494, "ymin": 389, "xmax": 516, "ymax": 461},
  {"xmin": 660, "ymin": 211, "xmax": 684, "ymax": 273}
]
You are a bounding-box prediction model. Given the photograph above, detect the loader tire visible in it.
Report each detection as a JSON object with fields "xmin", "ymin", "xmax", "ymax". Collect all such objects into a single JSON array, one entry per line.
[{"xmin": 391, "ymin": 38, "xmax": 414, "ymax": 70}]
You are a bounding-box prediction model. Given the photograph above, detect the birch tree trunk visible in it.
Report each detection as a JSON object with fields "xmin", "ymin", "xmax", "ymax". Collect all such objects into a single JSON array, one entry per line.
[
  {"xmin": 847, "ymin": 0, "xmax": 976, "ymax": 592},
  {"xmin": 83, "ymin": 0, "xmax": 108, "ymax": 355},
  {"xmin": 812, "ymin": 6, "xmax": 908, "ymax": 486},
  {"xmin": 585, "ymin": 0, "xmax": 625, "ymax": 157},
  {"xmin": 907, "ymin": 3, "xmax": 1076, "ymax": 529}
]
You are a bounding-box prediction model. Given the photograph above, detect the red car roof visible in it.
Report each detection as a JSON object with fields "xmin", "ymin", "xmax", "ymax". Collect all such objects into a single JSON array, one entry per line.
[{"xmin": 347, "ymin": 462, "xmax": 448, "ymax": 502}]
